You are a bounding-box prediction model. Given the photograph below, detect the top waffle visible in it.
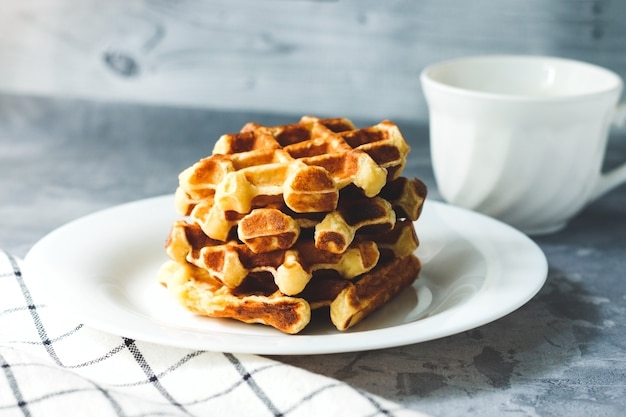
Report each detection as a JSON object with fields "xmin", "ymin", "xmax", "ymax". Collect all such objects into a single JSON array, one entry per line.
[{"xmin": 177, "ymin": 116, "xmax": 410, "ymax": 216}]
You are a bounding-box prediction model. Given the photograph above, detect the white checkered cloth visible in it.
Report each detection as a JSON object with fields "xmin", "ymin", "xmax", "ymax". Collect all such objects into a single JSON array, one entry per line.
[{"xmin": 0, "ymin": 250, "xmax": 429, "ymax": 417}]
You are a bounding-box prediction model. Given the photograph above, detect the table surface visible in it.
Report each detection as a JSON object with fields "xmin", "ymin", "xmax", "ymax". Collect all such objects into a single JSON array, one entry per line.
[{"xmin": 2, "ymin": 94, "xmax": 626, "ymax": 417}]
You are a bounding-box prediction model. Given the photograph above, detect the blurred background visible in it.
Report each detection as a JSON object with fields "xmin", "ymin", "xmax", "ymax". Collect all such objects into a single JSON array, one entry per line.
[{"xmin": 1, "ymin": 0, "xmax": 626, "ymax": 124}]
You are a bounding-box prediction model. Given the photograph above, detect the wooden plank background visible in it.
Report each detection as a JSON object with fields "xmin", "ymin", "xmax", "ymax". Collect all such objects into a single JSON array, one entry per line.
[{"xmin": 1, "ymin": 0, "xmax": 625, "ymax": 122}]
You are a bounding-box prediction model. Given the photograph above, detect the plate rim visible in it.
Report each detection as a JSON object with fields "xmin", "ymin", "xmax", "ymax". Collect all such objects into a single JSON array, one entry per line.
[{"xmin": 23, "ymin": 195, "xmax": 548, "ymax": 355}]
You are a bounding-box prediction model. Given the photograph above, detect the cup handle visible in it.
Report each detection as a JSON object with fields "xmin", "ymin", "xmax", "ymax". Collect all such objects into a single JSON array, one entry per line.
[{"xmin": 591, "ymin": 102, "xmax": 626, "ymax": 200}]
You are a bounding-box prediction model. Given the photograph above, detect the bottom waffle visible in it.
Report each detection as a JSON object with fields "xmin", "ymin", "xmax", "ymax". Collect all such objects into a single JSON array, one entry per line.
[
  {"xmin": 158, "ymin": 254, "xmax": 421, "ymax": 334},
  {"xmin": 158, "ymin": 260, "xmax": 311, "ymax": 334}
]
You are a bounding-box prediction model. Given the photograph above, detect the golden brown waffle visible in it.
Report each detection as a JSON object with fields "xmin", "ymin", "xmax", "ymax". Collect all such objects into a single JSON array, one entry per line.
[
  {"xmin": 158, "ymin": 260, "xmax": 312, "ymax": 334},
  {"xmin": 176, "ymin": 116, "xmax": 410, "ymax": 217},
  {"xmin": 166, "ymin": 220, "xmax": 380, "ymax": 295},
  {"xmin": 158, "ymin": 253, "xmax": 420, "ymax": 334},
  {"xmin": 330, "ymin": 254, "xmax": 421, "ymax": 330},
  {"xmin": 177, "ymin": 176, "xmax": 427, "ymax": 251},
  {"xmin": 182, "ymin": 197, "xmax": 324, "ymax": 244},
  {"xmin": 165, "ymin": 216, "xmax": 419, "ymax": 296},
  {"xmin": 187, "ymin": 193, "xmax": 397, "ymax": 249}
]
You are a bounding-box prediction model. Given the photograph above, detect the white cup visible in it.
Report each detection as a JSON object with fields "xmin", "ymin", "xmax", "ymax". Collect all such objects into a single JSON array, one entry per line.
[{"xmin": 420, "ymin": 55, "xmax": 626, "ymax": 235}]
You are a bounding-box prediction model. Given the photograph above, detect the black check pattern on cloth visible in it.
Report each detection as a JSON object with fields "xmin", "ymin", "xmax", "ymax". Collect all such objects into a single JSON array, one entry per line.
[{"xmin": 0, "ymin": 250, "xmax": 426, "ymax": 417}]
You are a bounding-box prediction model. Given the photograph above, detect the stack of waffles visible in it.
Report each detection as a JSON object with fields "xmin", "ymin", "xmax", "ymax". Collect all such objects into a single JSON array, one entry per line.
[{"xmin": 158, "ymin": 116, "xmax": 427, "ymax": 334}]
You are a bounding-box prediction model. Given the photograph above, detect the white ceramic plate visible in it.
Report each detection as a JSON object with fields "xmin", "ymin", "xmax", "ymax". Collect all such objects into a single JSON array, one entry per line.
[{"xmin": 24, "ymin": 195, "xmax": 547, "ymax": 355}]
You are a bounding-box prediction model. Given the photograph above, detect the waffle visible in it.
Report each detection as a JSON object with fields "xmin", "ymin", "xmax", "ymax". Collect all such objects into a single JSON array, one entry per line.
[
  {"xmin": 160, "ymin": 116, "xmax": 426, "ymax": 334},
  {"xmin": 158, "ymin": 253, "xmax": 421, "ymax": 334},
  {"xmin": 166, "ymin": 214, "xmax": 419, "ymax": 295},
  {"xmin": 158, "ymin": 260, "xmax": 312, "ymax": 334},
  {"xmin": 176, "ymin": 116, "xmax": 410, "ymax": 217},
  {"xmin": 166, "ymin": 220, "xmax": 380, "ymax": 296},
  {"xmin": 330, "ymin": 254, "xmax": 421, "ymax": 330},
  {"xmin": 177, "ymin": 176, "xmax": 427, "ymax": 251},
  {"xmin": 187, "ymin": 193, "xmax": 396, "ymax": 250}
]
